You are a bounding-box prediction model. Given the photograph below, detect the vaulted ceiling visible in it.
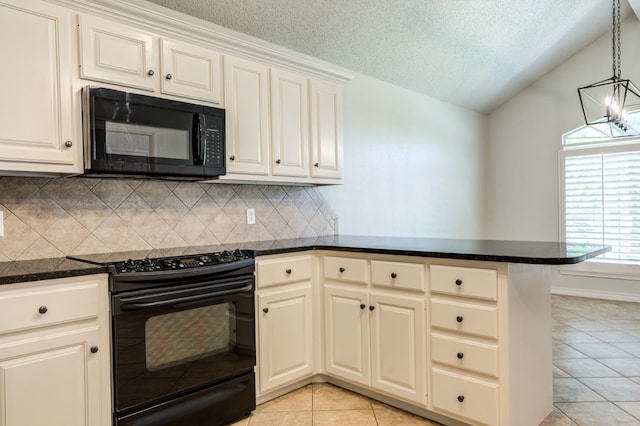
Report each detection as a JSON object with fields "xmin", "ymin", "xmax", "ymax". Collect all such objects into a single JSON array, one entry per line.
[{"xmin": 143, "ymin": 0, "xmax": 636, "ymax": 113}]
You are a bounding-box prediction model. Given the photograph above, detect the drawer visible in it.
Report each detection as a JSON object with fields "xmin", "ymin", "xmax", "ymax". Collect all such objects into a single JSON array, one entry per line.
[
  {"xmin": 0, "ymin": 278, "xmax": 102, "ymax": 335},
  {"xmin": 323, "ymin": 256, "xmax": 367, "ymax": 284},
  {"xmin": 430, "ymin": 264, "xmax": 497, "ymax": 301},
  {"xmin": 431, "ymin": 333, "xmax": 499, "ymax": 377},
  {"xmin": 432, "ymin": 368, "xmax": 499, "ymax": 426},
  {"xmin": 257, "ymin": 255, "xmax": 312, "ymax": 288},
  {"xmin": 371, "ymin": 260, "xmax": 424, "ymax": 291},
  {"xmin": 431, "ymin": 299, "xmax": 498, "ymax": 339}
]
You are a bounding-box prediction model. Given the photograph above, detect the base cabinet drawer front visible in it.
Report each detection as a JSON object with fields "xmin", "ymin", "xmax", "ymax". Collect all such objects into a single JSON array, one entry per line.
[
  {"xmin": 431, "ymin": 299, "xmax": 498, "ymax": 339},
  {"xmin": 323, "ymin": 256, "xmax": 367, "ymax": 284},
  {"xmin": 257, "ymin": 255, "xmax": 313, "ymax": 288},
  {"xmin": 370, "ymin": 260, "xmax": 424, "ymax": 291},
  {"xmin": 430, "ymin": 264, "xmax": 497, "ymax": 301},
  {"xmin": 431, "ymin": 333, "xmax": 499, "ymax": 377},
  {"xmin": 0, "ymin": 279, "xmax": 101, "ymax": 335},
  {"xmin": 432, "ymin": 368, "xmax": 499, "ymax": 426}
]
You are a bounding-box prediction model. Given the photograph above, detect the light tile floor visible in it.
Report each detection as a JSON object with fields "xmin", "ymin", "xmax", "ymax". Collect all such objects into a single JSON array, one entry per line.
[{"xmin": 231, "ymin": 295, "xmax": 640, "ymax": 425}]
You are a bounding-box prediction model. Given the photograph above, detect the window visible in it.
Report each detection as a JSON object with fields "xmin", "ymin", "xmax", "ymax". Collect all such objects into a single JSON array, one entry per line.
[{"xmin": 560, "ymin": 113, "xmax": 640, "ymax": 277}]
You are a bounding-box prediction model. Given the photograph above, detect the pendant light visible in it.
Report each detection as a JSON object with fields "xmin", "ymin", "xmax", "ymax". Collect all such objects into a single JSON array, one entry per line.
[{"xmin": 578, "ymin": 0, "xmax": 640, "ymax": 136}]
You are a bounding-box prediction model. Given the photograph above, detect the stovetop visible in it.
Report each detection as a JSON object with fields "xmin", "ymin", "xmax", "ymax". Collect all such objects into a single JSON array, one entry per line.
[{"xmin": 112, "ymin": 249, "xmax": 253, "ymax": 273}]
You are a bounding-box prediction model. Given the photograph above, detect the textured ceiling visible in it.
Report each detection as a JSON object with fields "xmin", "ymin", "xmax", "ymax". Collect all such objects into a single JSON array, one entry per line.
[{"xmin": 143, "ymin": 0, "xmax": 634, "ymax": 113}]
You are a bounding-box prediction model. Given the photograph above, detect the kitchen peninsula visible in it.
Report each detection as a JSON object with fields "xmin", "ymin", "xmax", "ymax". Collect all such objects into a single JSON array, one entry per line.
[{"xmin": 0, "ymin": 236, "xmax": 608, "ymax": 426}]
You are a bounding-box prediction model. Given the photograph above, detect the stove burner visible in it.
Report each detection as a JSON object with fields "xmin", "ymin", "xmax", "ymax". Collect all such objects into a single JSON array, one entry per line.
[{"xmin": 114, "ymin": 249, "xmax": 254, "ymax": 274}]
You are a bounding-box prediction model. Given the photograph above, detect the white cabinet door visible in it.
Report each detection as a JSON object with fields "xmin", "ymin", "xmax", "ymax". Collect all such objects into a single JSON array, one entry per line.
[
  {"xmin": 257, "ymin": 284, "xmax": 314, "ymax": 393},
  {"xmin": 224, "ymin": 56, "xmax": 270, "ymax": 175},
  {"xmin": 0, "ymin": 0, "xmax": 79, "ymax": 174},
  {"xmin": 0, "ymin": 327, "xmax": 105, "ymax": 426},
  {"xmin": 160, "ymin": 38, "xmax": 223, "ymax": 104},
  {"xmin": 370, "ymin": 291, "xmax": 426, "ymax": 405},
  {"xmin": 79, "ymin": 14, "xmax": 157, "ymax": 91},
  {"xmin": 270, "ymin": 68, "xmax": 309, "ymax": 177},
  {"xmin": 324, "ymin": 285, "xmax": 369, "ymax": 386},
  {"xmin": 310, "ymin": 79, "xmax": 343, "ymax": 179}
]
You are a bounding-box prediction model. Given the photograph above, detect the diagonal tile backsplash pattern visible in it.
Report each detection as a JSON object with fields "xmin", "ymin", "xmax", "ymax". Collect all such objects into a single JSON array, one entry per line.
[{"xmin": 0, "ymin": 177, "xmax": 338, "ymax": 262}]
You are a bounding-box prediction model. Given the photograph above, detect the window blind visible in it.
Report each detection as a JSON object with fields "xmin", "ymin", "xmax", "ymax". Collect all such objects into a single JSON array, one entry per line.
[{"xmin": 564, "ymin": 151, "xmax": 640, "ymax": 262}]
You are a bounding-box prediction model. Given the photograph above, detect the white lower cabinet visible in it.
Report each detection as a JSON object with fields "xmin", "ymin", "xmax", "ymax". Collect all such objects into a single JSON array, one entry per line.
[
  {"xmin": 0, "ymin": 274, "xmax": 111, "ymax": 426},
  {"xmin": 256, "ymin": 254, "xmax": 315, "ymax": 395},
  {"xmin": 323, "ymin": 254, "xmax": 426, "ymax": 405},
  {"xmin": 257, "ymin": 253, "xmax": 553, "ymax": 426}
]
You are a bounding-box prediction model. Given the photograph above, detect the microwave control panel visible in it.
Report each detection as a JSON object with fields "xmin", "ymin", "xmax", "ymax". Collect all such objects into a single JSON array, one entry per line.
[{"xmin": 204, "ymin": 119, "xmax": 224, "ymax": 169}]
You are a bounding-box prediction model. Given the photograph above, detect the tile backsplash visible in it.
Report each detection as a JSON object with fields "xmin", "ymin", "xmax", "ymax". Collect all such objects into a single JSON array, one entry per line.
[{"xmin": 0, "ymin": 177, "xmax": 338, "ymax": 262}]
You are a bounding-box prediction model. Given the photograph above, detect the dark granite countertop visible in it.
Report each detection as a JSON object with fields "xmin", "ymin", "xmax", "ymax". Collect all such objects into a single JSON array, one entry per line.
[
  {"xmin": 1, "ymin": 235, "xmax": 610, "ymax": 285},
  {"xmin": 0, "ymin": 257, "xmax": 108, "ymax": 286}
]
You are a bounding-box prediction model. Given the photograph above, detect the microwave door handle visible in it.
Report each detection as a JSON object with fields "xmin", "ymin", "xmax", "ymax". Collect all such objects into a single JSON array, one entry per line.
[
  {"xmin": 193, "ymin": 113, "xmax": 204, "ymax": 164},
  {"xmin": 119, "ymin": 283, "xmax": 253, "ymax": 311}
]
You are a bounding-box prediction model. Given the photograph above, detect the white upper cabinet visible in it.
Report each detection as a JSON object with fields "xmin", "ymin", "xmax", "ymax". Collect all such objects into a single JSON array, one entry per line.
[
  {"xmin": 160, "ymin": 38, "xmax": 222, "ymax": 104},
  {"xmin": 270, "ymin": 68, "xmax": 309, "ymax": 178},
  {"xmin": 0, "ymin": 0, "xmax": 80, "ymax": 174},
  {"xmin": 310, "ymin": 79, "xmax": 343, "ymax": 179},
  {"xmin": 78, "ymin": 14, "xmax": 223, "ymax": 104},
  {"xmin": 78, "ymin": 14, "xmax": 156, "ymax": 91},
  {"xmin": 224, "ymin": 55, "xmax": 270, "ymax": 175}
]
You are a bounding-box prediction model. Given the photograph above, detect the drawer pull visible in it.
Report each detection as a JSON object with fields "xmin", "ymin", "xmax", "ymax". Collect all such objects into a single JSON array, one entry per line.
[
  {"xmin": 90, "ymin": 346, "xmax": 99, "ymax": 354},
  {"xmin": 390, "ymin": 272, "xmax": 397, "ymax": 279},
  {"xmin": 456, "ymin": 316, "xmax": 464, "ymax": 323},
  {"xmin": 457, "ymin": 352, "xmax": 464, "ymax": 359},
  {"xmin": 38, "ymin": 306, "xmax": 48, "ymax": 314},
  {"xmin": 339, "ymin": 267, "xmax": 346, "ymax": 273},
  {"xmin": 262, "ymin": 308, "xmax": 269, "ymax": 314},
  {"xmin": 455, "ymin": 279, "xmax": 463, "ymax": 286},
  {"xmin": 457, "ymin": 395, "xmax": 465, "ymax": 403},
  {"xmin": 285, "ymin": 269, "xmax": 292, "ymax": 274},
  {"xmin": 360, "ymin": 303, "xmax": 366, "ymax": 310}
]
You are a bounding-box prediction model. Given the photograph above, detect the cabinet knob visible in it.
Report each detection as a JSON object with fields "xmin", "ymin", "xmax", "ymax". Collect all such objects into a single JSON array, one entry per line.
[
  {"xmin": 165, "ymin": 73, "xmax": 173, "ymax": 80},
  {"xmin": 285, "ymin": 269, "xmax": 292, "ymax": 274},
  {"xmin": 360, "ymin": 303, "xmax": 366, "ymax": 310},
  {"xmin": 230, "ymin": 155, "xmax": 236, "ymax": 161},
  {"xmin": 275, "ymin": 159, "xmax": 281, "ymax": 164},
  {"xmin": 64, "ymin": 140, "xmax": 73, "ymax": 148},
  {"xmin": 314, "ymin": 163, "xmax": 319, "ymax": 167},
  {"xmin": 457, "ymin": 395, "xmax": 465, "ymax": 403},
  {"xmin": 90, "ymin": 346, "xmax": 99, "ymax": 354},
  {"xmin": 147, "ymin": 70, "xmax": 155, "ymax": 76},
  {"xmin": 262, "ymin": 307, "xmax": 269, "ymax": 314},
  {"xmin": 457, "ymin": 352, "xmax": 464, "ymax": 359},
  {"xmin": 455, "ymin": 279, "xmax": 463, "ymax": 286},
  {"xmin": 369, "ymin": 305, "xmax": 375, "ymax": 311},
  {"xmin": 456, "ymin": 316, "xmax": 464, "ymax": 323},
  {"xmin": 38, "ymin": 306, "xmax": 48, "ymax": 314},
  {"xmin": 339, "ymin": 267, "xmax": 345, "ymax": 273},
  {"xmin": 390, "ymin": 272, "xmax": 397, "ymax": 279}
]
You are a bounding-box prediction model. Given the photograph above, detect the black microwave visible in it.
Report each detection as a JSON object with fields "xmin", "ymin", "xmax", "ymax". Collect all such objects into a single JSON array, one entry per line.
[{"xmin": 82, "ymin": 87, "xmax": 225, "ymax": 179}]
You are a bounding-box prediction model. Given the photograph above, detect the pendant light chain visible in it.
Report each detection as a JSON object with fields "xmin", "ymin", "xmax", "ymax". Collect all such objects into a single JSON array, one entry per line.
[{"xmin": 613, "ymin": 0, "xmax": 621, "ymax": 78}]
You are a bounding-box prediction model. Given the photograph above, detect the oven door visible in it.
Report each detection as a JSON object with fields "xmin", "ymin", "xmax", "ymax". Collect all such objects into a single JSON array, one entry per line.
[{"xmin": 111, "ymin": 277, "xmax": 255, "ymax": 414}]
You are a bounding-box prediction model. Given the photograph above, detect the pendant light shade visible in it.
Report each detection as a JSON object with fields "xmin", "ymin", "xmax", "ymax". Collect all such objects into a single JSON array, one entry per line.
[{"xmin": 577, "ymin": 0, "xmax": 640, "ymax": 136}]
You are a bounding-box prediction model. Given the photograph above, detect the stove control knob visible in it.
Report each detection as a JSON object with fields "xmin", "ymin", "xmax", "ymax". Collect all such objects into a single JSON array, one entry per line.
[
  {"xmin": 142, "ymin": 257, "xmax": 155, "ymax": 269},
  {"xmin": 123, "ymin": 259, "xmax": 137, "ymax": 271},
  {"xmin": 221, "ymin": 250, "xmax": 233, "ymax": 261},
  {"xmin": 233, "ymin": 249, "xmax": 244, "ymax": 259}
]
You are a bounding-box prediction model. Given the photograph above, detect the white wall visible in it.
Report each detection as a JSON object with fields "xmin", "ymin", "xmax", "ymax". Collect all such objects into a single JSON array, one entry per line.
[
  {"xmin": 320, "ymin": 73, "xmax": 487, "ymax": 239},
  {"xmin": 486, "ymin": 16, "xmax": 640, "ymax": 299}
]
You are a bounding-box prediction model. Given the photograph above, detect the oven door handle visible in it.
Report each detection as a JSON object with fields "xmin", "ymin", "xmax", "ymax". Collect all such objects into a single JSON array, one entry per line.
[{"xmin": 119, "ymin": 283, "xmax": 253, "ymax": 311}]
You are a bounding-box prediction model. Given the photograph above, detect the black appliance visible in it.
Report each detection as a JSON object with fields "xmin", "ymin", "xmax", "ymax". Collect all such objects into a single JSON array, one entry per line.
[
  {"xmin": 100, "ymin": 249, "xmax": 256, "ymax": 426},
  {"xmin": 82, "ymin": 86, "xmax": 226, "ymax": 179}
]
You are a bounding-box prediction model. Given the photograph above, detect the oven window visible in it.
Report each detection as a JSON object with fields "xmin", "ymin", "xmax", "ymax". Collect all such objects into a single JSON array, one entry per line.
[{"xmin": 145, "ymin": 303, "xmax": 236, "ymax": 371}]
